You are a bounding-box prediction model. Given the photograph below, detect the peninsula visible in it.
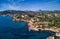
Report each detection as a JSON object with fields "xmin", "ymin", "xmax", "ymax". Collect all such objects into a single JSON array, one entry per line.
[{"xmin": 0, "ymin": 10, "xmax": 60, "ymax": 32}]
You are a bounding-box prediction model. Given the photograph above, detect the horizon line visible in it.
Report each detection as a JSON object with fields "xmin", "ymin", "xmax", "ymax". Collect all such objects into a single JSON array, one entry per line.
[{"xmin": 0, "ymin": 9, "xmax": 60, "ymax": 11}]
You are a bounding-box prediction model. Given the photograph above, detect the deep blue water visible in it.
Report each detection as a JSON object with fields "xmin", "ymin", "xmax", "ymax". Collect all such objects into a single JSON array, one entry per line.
[{"xmin": 0, "ymin": 16, "xmax": 55, "ymax": 39}]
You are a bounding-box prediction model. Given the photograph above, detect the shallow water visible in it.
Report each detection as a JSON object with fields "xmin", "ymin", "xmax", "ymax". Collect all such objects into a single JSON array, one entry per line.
[{"xmin": 0, "ymin": 16, "xmax": 55, "ymax": 39}]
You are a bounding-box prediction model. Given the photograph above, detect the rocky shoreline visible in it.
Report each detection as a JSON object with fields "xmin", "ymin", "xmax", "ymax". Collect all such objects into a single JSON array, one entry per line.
[{"xmin": 13, "ymin": 18, "xmax": 60, "ymax": 32}]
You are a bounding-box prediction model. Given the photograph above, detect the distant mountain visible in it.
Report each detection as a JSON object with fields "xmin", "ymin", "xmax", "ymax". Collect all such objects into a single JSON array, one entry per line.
[
  {"xmin": 0, "ymin": 10, "xmax": 60, "ymax": 14},
  {"xmin": 0, "ymin": 10, "xmax": 27, "ymax": 14}
]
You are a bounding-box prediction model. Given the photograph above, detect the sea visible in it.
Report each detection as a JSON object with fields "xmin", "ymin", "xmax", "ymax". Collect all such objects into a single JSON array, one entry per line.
[{"xmin": 0, "ymin": 15, "xmax": 55, "ymax": 39}]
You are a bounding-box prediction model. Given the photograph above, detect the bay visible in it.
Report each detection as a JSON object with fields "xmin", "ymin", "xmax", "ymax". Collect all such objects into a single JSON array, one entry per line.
[{"xmin": 0, "ymin": 16, "xmax": 55, "ymax": 39}]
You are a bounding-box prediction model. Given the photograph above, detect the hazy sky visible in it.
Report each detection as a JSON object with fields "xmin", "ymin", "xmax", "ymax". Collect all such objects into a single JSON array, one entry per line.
[{"xmin": 0, "ymin": 0, "xmax": 60, "ymax": 11}]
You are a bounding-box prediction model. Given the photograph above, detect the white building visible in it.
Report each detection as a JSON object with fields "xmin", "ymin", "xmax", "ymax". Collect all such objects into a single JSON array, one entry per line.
[
  {"xmin": 55, "ymin": 32, "xmax": 60, "ymax": 39},
  {"xmin": 47, "ymin": 36, "xmax": 54, "ymax": 39},
  {"xmin": 56, "ymin": 32, "xmax": 60, "ymax": 36}
]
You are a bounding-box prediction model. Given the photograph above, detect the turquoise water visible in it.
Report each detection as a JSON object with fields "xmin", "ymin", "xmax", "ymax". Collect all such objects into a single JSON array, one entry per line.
[{"xmin": 0, "ymin": 16, "xmax": 55, "ymax": 39}]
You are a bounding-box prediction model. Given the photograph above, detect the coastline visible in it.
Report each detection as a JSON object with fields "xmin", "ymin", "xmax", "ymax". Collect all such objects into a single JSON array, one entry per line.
[{"xmin": 13, "ymin": 18, "xmax": 60, "ymax": 32}]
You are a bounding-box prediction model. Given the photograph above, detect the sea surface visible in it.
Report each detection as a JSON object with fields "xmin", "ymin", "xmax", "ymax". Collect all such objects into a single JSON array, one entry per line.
[{"xmin": 0, "ymin": 15, "xmax": 55, "ymax": 39}]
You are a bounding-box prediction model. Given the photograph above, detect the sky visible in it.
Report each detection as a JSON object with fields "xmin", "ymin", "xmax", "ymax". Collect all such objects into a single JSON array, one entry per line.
[{"xmin": 0, "ymin": 0, "xmax": 60, "ymax": 11}]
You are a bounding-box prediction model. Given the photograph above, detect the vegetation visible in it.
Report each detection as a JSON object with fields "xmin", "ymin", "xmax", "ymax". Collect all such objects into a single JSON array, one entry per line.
[{"xmin": 0, "ymin": 10, "xmax": 60, "ymax": 28}]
